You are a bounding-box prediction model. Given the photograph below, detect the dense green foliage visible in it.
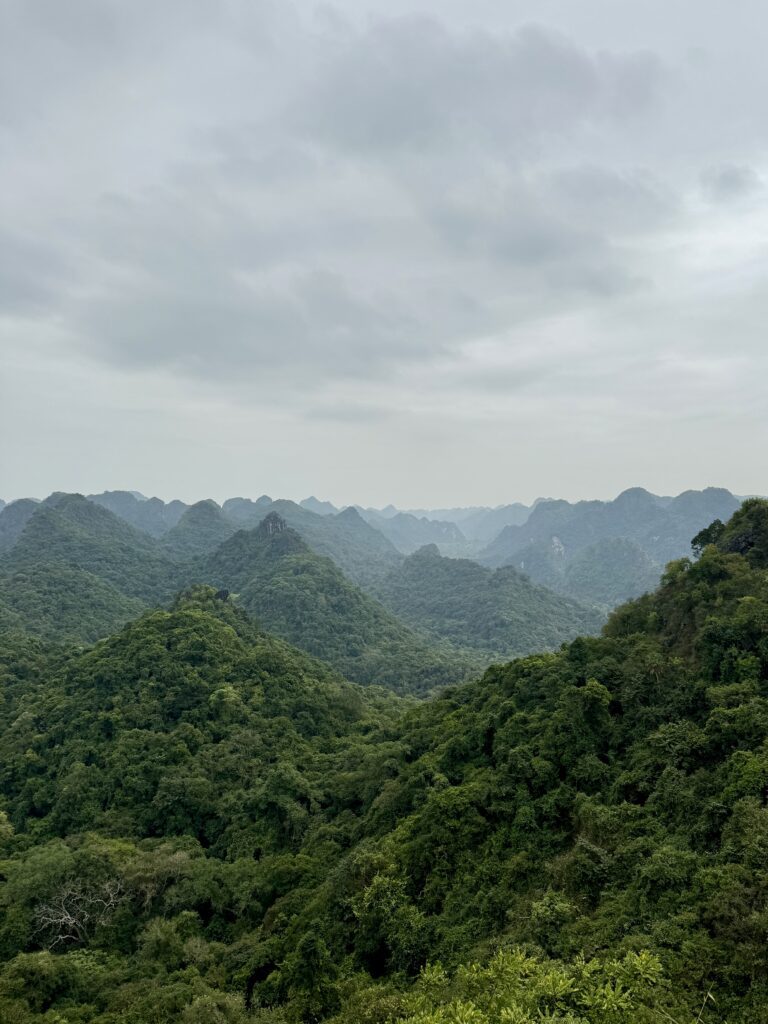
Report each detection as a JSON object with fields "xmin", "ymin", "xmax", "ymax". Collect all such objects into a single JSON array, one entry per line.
[
  {"xmin": 201, "ymin": 515, "xmax": 477, "ymax": 694},
  {"xmin": 512, "ymin": 536, "xmax": 662, "ymax": 610},
  {"xmin": 0, "ymin": 500, "xmax": 464, "ymax": 692},
  {"xmin": 0, "ymin": 563, "xmax": 145, "ymax": 643},
  {"xmin": 0, "ymin": 499, "xmax": 39, "ymax": 553},
  {"xmin": 375, "ymin": 543, "xmax": 605, "ymax": 657},
  {"xmin": 2, "ymin": 503, "xmax": 768, "ymax": 1021},
  {"xmin": 88, "ymin": 493, "xmax": 404, "ymax": 588},
  {"xmin": 261, "ymin": 502, "xmax": 404, "ymax": 588},
  {"xmin": 162, "ymin": 500, "xmax": 238, "ymax": 559},
  {"xmin": 0, "ymin": 496, "xmax": 182, "ymax": 643},
  {"xmin": 0, "ymin": 499, "xmax": 185, "ymax": 643},
  {"xmin": 3, "ymin": 495, "xmax": 182, "ymax": 604}
]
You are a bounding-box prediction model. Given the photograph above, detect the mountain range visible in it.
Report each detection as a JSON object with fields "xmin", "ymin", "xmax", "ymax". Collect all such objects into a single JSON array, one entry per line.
[
  {"xmin": 0, "ymin": 485, "xmax": 751, "ymax": 690},
  {"xmin": 0, "ymin": 495, "xmax": 600, "ymax": 693},
  {"xmin": 480, "ymin": 486, "xmax": 743, "ymax": 606},
  {"xmin": 2, "ymin": 497, "xmax": 768, "ymax": 1021}
]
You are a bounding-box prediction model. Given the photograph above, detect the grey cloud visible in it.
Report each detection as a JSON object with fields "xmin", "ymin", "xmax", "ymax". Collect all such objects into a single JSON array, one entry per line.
[
  {"xmin": 547, "ymin": 166, "xmax": 675, "ymax": 233},
  {"xmin": 12, "ymin": 14, "xmax": 668, "ymax": 397},
  {"xmin": 4, "ymin": 0, "xmax": 768, "ymax": 503},
  {"xmin": 0, "ymin": 230, "xmax": 72, "ymax": 314},
  {"xmin": 77, "ymin": 262, "xmax": 425, "ymax": 384},
  {"xmin": 295, "ymin": 19, "xmax": 664, "ymax": 157},
  {"xmin": 701, "ymin": 164, "xmax": 763, "ymax": 203}
]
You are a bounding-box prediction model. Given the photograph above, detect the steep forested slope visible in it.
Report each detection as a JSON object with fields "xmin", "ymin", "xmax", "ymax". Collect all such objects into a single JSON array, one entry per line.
[
  {"xmin": 512, "ymin": 535, "xmax": 663, "ymax": 608},
  {"xmin": 0, "ymin": 498, "xmax": 39, "ymax": 552},
  {"xmin": 161, "ymin": 499, "xmax": 238, "ymax": 559},
  {"xmin": 2, "ymin": 503, "xmax": 768, "ymax": 1021},
  {"xmin": 195, "ymin": 497, "xmax": 404, "ymax": 586},
  {"xmin": 376, "ymin": 543, "xmax": 605, "ymax": 656},
  {"xmin": 263, "ymin": 501, "xmax": 404, "ymax": 586},
  {"xmin": 201, "ymin": 514, "xmax": 478, "ymax": 693},
  {"xmin": 0, "ymin": 496, "xmax": 469, "ymax": 692},
  {"xmin": 0, "ymin": 495, "xmax": 183, "ymax": 641},
  {"xmin": 3, "ymin": 494, "xmax": 181, "ymax": 602}
]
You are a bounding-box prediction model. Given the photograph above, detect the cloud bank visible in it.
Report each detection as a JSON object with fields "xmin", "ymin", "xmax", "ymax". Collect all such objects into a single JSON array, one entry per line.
[{"xmin": 2, "ymin": 0, "xmax": 767, "ymax": 504}]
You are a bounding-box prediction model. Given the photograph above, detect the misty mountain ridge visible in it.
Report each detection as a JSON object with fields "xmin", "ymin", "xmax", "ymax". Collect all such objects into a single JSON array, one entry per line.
[
  {"xmin": 481, "ymin": 485, "xmax": 742, "ymax": 607},
  {"xmin": 0, "ymin": 486, "xmax": 747, "ymax": 627},
  {"xmin": 375, "ymin": 542, "xmax": 605, "ymax": 658}
]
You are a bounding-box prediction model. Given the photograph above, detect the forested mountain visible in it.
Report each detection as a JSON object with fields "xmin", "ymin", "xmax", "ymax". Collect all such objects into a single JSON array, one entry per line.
[
  {"xmin": 0, "ymin": 496, "xmax": 471, "ymax": 692},
  {"xmin": 3, "ymin": 494, "xmax": 182, "ymax": 603},
  {"xmin": 483, "ymin": 486, "xmax": 742, "ymax": 604},
  {"xmin": 0, "ymin": 495, "xmax": 182, "ymax": 642},
  {"xmin": 0, "ymin": 498, "xmax": 39, "ymax": 552},
  {"xmin": 219, "ymin": 499, "xmax": 405, "ymax": 586},
  {"xmin": 78, "ymin": 487, "xmax": 745, "ymax": 603},
  {"xmin": 89, "ymin": 490, "xmax": 188, "ymax": 536},
  {"xmin": 514, "ymin": 535, "xmax": 664, "ymax": 608},
  {"xmin": 300, "ymin": 496, "xmax": 339, "ymax": 516},
  {"xmin": 258, "ymin": 501, "xmax": 404, "ymax": 586},
  {"xmin": 360, "ymin": 510, "xmax": 467, "ymax": 554},
  {"xmin": 375, "ymin": 543, "xmax": 604, "ymax": 657},
  {"xmin": 161, "ymin": 499, "xmax": 238, "ymax": 559},
  {"xmin": 95, "ymin": 493, "xmax": 403, "ymax": 587},
  {"xmin": 201, "ymin": 513, "xmax": 477, "ymax": 694},
  {"xmin": 2, "ymin": 501, "xmax": 768, "ymax": 1021},
  {"xmin": 367, "ymin": 502, "xmax": 533, "ymax": 545},
  {"xmin": 221, "ymin": 495, "xmax": 274, "ymax": 525}
]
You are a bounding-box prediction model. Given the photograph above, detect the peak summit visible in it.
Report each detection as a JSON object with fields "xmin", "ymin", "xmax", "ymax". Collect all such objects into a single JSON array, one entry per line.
[{"xmin": 256, "ymin": 512, "xmax": 288, "ymax": 538}]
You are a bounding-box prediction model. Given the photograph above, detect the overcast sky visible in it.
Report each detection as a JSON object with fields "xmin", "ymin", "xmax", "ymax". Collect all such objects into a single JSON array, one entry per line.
[{"xmin": 2, "ymin": 0, "xmax": 767, "ymax": 507}]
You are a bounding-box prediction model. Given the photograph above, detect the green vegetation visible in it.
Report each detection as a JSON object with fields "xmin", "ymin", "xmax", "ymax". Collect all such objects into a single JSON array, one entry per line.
[
  {"xmin": 162, "ymin": 500, "xmax": 238, "ymax": 559},
  {"xmin": 90, "ymin": 492, "xmax": 404, "ymax": 588},
  {"xmin": 4, "ymin": 494, "xmax": 182, "ymax": 604},
  {"xmin": 1, "ymin": 502, "xmax": 768, "ymax": 1020},
  {"xmin": 89, "ymin": 491, "xmax": 188, "ymax": 537},
  {"xmin": 202, "ymin": 514, "xmax": 478, "ymax": 694},
  {"xmin": 262, "ymin": 501, "xmax": 404, "ymax": 588},
  {"xmin": 0, "ymin": 498, "xmax": 39, "ymax": 552},
  {"xmin": 360, "ymin": 511, "xmax": 467, "ymax": 556},
  {"xmin": 375, "ymin": 543, "xmax": 605, "ymax": 657},
  {"xmin": 0, "ymin": 495, "xmax": 183, "ymax": 643},
  {"xmin": 512, "ymin": 536, "xmax": 662, "ymax": 609},
  {"xmin": 0, "ymin": 499, "xmax": 472, "ymax": 690},
  {"xmin": 484, "ymin": 487, "xmax": 742, "ymax": 608},
  {"xmin": 0, "ymin": 563, "xmax": 145, "ymax": 643}
]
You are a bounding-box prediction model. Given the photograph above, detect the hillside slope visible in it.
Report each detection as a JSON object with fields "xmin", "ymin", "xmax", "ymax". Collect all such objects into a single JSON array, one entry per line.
[
  {"xmin": 0, "ymin": 494, "xmax": 183, "ymax": 641},
  {"xmin": 376, "ymin": 543, "xmax": 605, "ymax": 657},
  {"xmin": 161, "ymin": 499, "xmax": 238, "ymax": 559},
  {"xmin": 201, "ymin": 513, "xmax": 478, "ymax": 693},
  {"xmin": 0, "ymin": 498, "xmax": 39, "ymax": 552},
  {"xmin": 89, "ymin": 490, "xmax": 188, "ymax": 536},
  {"xmin": 2, "ymin": 504, "xmax": 768, "ymax": 1021}
]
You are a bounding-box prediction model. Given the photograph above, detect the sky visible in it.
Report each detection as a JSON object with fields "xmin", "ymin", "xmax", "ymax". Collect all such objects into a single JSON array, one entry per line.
[{"xmin": 2, "ymin": 0, "xmax": 767, "ymax": 507}]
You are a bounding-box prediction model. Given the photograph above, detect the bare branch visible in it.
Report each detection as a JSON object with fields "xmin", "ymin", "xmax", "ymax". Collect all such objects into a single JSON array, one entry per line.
[{"xmin": 34, "ymin": 879, "xmax": 126, "ymax": 949}]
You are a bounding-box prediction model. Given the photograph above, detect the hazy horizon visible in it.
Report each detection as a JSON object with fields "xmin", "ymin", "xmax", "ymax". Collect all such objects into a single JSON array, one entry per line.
[
  {"xmin": 0, "ymin": 481, "xmax": 752, "ymax": 513},
  {"xmin": 3, "ymin": 1, "xmax": 767, "ymax": 502}
]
